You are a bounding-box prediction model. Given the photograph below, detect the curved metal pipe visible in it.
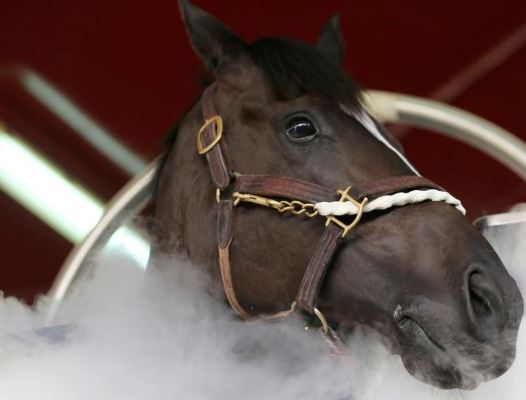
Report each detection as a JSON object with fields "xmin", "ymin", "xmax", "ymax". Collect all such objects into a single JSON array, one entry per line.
[
  {"xmin": 46, "ymin": 157, "xmax": 159, "ymax": 322},
  {"xmin": 364, "ymin": 91, "xmax": 526, "ymax": 181}
]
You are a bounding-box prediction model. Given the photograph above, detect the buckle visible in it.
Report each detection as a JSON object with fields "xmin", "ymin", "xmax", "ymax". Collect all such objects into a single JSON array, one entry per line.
[
  {"xmin": 325, "ymin": 186, "xmax": 368, "ymax": 238},
  {"xmin": 196, "ymin": 115, "xmax": 223, "ymax": 155}
]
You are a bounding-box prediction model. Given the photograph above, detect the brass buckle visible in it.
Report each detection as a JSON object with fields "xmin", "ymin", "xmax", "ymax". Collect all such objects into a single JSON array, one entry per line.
[
  {"xmin": 196, "ymin": 115, "xmax": 223, "ymax": 155},
  {"xmin": 325, "ymin": 186, "xmax": 368, "ymax": 238}
]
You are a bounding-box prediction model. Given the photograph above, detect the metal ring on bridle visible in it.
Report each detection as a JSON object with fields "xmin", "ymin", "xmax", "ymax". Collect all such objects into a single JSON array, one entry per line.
[{"xmin": 313, "ymin": 307, "xmax": 329, "ymax": 334}]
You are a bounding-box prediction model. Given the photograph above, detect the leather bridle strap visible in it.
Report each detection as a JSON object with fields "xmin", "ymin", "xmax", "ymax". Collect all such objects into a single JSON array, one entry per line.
[
  {"xmin": 234, "ymin": 175, "xmax": 337, "ymax": 203},
  {"xmin": 216, "ymin": 198, "xmax": 252, "ymax": 320},
  {"xmin": 198, "ymin": 85, "xmax": 231, "ymax": 189},
  {"xmin": 199, "ymin": 85, "xmax": 251, "ymax": 318},
  {"xmin": 296, "ymin": 223, "xmax": 342, "ymax": 315},
  {"xmin": 235, "ymin": 174, "xmax": 444, "ymax": 204}
]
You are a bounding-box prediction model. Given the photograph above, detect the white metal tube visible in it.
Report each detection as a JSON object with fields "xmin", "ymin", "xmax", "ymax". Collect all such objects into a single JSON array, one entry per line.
[{"xmin": 365, "ymin": 91, "xmax": 526, "ymax": 181}]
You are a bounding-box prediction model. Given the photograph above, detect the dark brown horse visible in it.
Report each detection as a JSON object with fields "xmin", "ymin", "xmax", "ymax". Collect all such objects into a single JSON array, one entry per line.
[{"xmin": 151, "ymin": 0, "xmax": 523, "ymax": 390}]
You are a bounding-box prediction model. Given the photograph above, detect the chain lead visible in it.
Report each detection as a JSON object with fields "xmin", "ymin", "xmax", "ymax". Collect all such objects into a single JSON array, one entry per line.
[{"xmin": 232, "ymin": 192, "xmax": 319, "ymax": 218}]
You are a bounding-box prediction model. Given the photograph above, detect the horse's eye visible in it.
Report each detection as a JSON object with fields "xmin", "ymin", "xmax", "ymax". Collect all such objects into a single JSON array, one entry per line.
[{"xmin": 285, "ymin": 117, "xmax": 318, "ymax": 142}]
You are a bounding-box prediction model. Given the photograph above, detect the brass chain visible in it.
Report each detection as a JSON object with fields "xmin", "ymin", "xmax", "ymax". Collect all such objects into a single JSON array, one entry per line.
[
  {"xmin": 232, "ymin": 192, "xmax": 319, "ymax": 218},
  {"xmin": 276, "ymin": 200, "xmax": 319, "ymax": 217}
]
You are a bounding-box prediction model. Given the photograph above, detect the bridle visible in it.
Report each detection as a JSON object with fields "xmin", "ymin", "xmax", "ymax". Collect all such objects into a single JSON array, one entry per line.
[{"xmin": 196, "ymin": 83, "xmax": 465, "ymax": 340}]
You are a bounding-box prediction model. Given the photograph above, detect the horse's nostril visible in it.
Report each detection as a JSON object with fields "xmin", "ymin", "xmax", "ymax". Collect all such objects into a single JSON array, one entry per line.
[
  {"xmin": 466, "ymin": 270, "xmax": 501, "ymax": 333},
  {"xmin": 469, "ymin": 273, "xmax": 493, "ymax": 318}
]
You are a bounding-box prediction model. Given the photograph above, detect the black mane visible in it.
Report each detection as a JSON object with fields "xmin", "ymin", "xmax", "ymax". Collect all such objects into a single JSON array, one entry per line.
[
  {"xmin": 162, "ymin": 36, "xmax": 364, "ymax": 153},
  {"xmin": 247, "ymin": 37, "xmax": 363, "ymax": 112}
]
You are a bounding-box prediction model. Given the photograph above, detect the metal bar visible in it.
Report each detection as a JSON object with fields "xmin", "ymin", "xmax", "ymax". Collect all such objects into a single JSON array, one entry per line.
[
  {"xmin": 46, "ymin": 157, "xmax": 160, "ymax": 322},
  {"xmin": 365, "ymin": 91, "xmax": 526, "ymax": 181},
  {"xmin": 474, "ymin": 211, "xmax": 526, "ymax": 230}
]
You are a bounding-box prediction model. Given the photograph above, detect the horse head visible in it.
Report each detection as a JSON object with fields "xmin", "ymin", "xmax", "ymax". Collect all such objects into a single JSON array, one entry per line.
[{"xmin": 152, "ymin": 0, "xmax": 523, "ymax": 389}]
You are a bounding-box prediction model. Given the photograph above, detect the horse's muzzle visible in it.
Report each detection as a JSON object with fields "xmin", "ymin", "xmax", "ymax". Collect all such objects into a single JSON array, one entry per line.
[{"xmin": 393, "ymin": 260, "xmax": 523, "ymax": 390}]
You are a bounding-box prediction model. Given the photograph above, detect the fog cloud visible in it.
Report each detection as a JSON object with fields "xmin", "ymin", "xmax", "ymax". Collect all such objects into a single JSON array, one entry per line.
[{"xmin": 0, "ymin": 211, "xmax": 524, "ymax": 400}]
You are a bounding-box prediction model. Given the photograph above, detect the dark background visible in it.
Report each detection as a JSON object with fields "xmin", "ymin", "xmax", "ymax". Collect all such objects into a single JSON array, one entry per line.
[{"xmin": 0, "ymin": 0, "xmax": 525, "ymax": 300}]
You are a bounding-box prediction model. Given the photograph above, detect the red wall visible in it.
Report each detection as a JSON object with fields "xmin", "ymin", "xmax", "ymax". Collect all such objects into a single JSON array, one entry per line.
[{"xmin": 1, "ymin": 0, "xmax": 525, "ymax": 300}]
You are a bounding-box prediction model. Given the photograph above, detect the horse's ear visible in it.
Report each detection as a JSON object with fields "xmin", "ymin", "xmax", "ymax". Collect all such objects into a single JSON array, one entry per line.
[
  {"xmin": 179, "ymin": 0, "xmax": 246, "ymax": 70},
  {"xmin": 316, "ymin": 14, "xmax": 345, "ymax": 65}
]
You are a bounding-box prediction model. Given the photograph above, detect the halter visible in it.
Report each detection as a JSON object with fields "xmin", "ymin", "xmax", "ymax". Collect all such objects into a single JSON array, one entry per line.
[{"xmin": 196, "ymin": 84, "xmax": 465, "ymax": 338}]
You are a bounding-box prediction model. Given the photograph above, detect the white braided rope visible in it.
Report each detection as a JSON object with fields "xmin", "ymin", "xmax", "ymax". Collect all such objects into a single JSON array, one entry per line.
[{"xmin": 315, "ymin": 189, "xmax": 466, "ymax": 216}]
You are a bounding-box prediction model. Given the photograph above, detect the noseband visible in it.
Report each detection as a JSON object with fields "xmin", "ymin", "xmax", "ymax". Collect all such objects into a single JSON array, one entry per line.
[{"xmin": 196, "ymin": 84, "xmax": 464, "ymax": 336}]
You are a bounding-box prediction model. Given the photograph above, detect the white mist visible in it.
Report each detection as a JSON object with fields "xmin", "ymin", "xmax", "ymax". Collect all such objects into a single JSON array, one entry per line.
[{"xmin": 0, "ymin": 213, "xmax": 524, "ymax": 400}]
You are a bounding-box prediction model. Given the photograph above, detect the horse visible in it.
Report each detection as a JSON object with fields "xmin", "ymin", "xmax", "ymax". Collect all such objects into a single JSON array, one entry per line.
[{"xmin": 150, "ymin": 0, "xmax": 524, "ymax": 390}]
